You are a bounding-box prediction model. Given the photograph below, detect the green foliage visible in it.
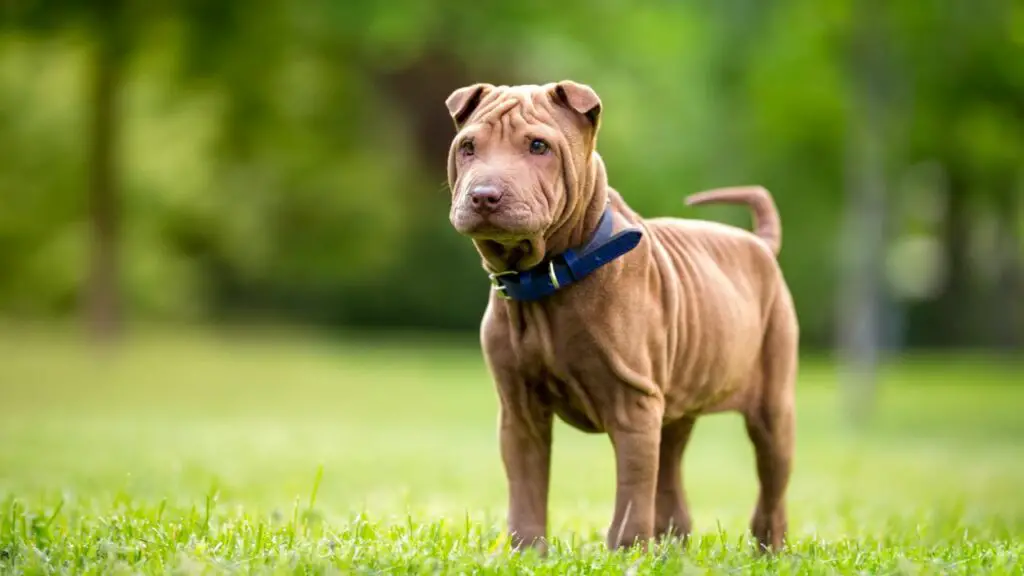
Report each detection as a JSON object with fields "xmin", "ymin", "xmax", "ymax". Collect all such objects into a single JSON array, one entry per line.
[{"xmin": 0, "ymin": 0, "xmax": 1021, "ymax": 344}]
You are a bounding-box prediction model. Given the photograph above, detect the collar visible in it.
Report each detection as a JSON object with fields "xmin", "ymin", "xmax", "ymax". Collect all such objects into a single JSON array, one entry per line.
[{"xmin": 487, "ymin": 206, "xmax": 643, "ymax": 302}]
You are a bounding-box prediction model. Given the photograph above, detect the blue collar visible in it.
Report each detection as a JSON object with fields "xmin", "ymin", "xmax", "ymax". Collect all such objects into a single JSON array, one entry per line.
[{"xmin": 487, "ymin": 206, "xmax": 643, "ymax": 302}]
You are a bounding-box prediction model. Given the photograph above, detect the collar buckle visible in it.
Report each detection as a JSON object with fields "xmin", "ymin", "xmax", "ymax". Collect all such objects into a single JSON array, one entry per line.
[
  {"xmin": 488, "ymin": 270, "xmax": 517, "ymax": 300},
  {"xmin": 547, "ymin": 261, "xmax": 561, "ymax": 290}
]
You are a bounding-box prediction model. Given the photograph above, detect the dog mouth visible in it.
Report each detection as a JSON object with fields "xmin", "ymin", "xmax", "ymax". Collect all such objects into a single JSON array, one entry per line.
[{"xmin": 450, "ymin": 208, "xmax": 542, "ymax": 243}]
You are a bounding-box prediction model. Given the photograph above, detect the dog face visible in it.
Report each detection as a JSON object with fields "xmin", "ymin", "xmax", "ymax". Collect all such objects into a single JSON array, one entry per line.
[{"xmin": 444, "ymin": 81, "xmax": 603, "ymax": 249}]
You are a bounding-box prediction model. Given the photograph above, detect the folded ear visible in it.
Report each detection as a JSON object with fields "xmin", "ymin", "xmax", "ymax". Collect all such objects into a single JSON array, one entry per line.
[
  {"xmin": 552, "ymin": 80, "xmax": 602, "ymax": 129},
  {"xmin": 445, "ymin": 83, "xmax": 493, "ymax": 129}
]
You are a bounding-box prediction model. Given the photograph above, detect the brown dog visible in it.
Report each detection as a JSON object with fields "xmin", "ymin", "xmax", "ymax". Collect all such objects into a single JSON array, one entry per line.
[{"xmin": 444, "ymin": 81, "xmax": 798, "ymax": 553}]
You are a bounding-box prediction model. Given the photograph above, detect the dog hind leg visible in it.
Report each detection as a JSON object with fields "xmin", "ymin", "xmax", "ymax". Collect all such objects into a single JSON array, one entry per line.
[{"xmin": 744, "ymin": 295, "xmax": 798, "ymax": 551}]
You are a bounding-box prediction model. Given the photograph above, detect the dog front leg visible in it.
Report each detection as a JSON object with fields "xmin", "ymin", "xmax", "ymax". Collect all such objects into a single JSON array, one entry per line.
[
  {"xmin": 606, "ymin": 407, "xmax": 662, "ymax": 550},
  {"xmin": 655, "ymin": 416, "xmax": 697, "ymax": 542},
  {"xmin": 499, "ymin": 396, "xmax": 553, "ymax": 554}
]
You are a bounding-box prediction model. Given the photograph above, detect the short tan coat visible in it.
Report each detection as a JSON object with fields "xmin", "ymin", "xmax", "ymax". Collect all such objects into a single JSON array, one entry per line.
[{"xmin": 444, "ymin": 81, "xmax": 799, "ymax": 552}]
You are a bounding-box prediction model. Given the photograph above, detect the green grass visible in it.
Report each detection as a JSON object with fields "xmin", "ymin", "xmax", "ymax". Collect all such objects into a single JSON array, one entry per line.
[{"xmin": 0, "ymin": 325, "xmax": 1022, "ymax": 574}]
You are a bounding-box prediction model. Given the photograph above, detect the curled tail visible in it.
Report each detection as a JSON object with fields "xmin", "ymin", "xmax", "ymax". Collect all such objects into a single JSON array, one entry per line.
[{"xmin": 685, "ymin": 185, "xmax": 782, "ymax": 256}]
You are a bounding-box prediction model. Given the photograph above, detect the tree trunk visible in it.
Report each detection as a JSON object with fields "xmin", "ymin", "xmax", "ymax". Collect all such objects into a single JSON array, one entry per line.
[
  {"xmin": 85, "ymin": 12, "xmax": 123, "ymax": 341},
  {"xmin": 900, "ymin": 168, "xmax": 976, "ymax": 349},
  {"xmin": 837, "ymin": 0, "xmax": 889, "ymax": 426},
  {"xmin": 990, "ymin": 184, "xmax": 1023, "ymax": 351},
  {"xmin": 933, "ymin": 171, "xmax": 973, "ymax": 347}
]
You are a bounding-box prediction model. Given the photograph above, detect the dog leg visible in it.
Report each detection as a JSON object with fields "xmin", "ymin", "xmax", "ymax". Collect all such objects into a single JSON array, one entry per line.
[
  {"xmin": 606, "ymin": 410, "xmax": 662, "ymax": 550},
  {"xmin": 745, "ymin": 302, "xmax": 798, "ymax": 552},
  {"xmin": 654, "ymin": 416, "xmax": 696, "ymax": 542},
  {"xmin": 744, "ymin": 405, "xmax": 793, "ymax": 552},
  {"xmin": 499, "ymin": 398, "xmax": 553, "ymax": 554}
]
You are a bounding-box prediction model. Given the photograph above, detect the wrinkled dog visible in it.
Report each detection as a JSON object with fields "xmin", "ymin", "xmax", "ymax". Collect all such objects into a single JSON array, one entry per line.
[{"xmin": 444, "ymin": 81, "xmax": 799, "ymax": 553}]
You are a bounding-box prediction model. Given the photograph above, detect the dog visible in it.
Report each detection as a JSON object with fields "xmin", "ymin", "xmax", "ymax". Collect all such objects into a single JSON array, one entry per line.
[{"xmin": 443, "ymin": 80, "xmax": 798, "ymax": 553}]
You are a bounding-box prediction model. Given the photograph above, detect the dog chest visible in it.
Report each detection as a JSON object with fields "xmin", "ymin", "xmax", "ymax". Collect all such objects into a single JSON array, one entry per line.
[{"xmin": 524, "ymin": 332, "xmax": 614, "ymax": 432}]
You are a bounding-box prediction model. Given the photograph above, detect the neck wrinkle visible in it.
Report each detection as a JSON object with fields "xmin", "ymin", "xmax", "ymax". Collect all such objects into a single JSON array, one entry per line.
[
  {"xmin": 544, "ymin": 152, "xmax": 608, "ymax": 257},
  {"xmin": 474, "ymin": 239, "xmax": 526, "ymax": 275}
]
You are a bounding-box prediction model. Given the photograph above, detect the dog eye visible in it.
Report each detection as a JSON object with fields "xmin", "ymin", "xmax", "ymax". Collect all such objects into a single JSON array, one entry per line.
[
  {"xmin": 459, "ymin": 139, "xmax": 475, "ymax": 156},
  {"xmin": 529, "ymin": 139, "xmax": 549, "ymax": 155}
]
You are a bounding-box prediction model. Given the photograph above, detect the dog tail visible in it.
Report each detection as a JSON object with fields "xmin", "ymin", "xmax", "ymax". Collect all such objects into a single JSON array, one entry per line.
[{"xmin": 684, "ymin": 186, "xmax": 782, "ymax": 256}]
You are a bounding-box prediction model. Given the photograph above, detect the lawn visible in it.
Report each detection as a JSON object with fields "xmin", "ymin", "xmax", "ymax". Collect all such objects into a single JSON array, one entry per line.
[{"xmin": 0, "ymin": 325, "xmax": 1022, "ymax": 574}]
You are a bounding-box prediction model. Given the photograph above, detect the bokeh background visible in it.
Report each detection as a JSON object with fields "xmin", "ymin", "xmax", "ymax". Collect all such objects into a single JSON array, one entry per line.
[
  {"xmin": 3, "ymin": 0, "xmax": 1022, "ymax": 354},
  {"xmin": 1, "ymin": 0, "xmax": 1022, "ymax": 559}
]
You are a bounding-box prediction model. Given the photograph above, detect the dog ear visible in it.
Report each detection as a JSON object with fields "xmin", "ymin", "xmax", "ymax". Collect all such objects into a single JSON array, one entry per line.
[
  {"xmin": 552, "ymin": 80, "xmax": 602, "ymax": 129},
  {"xmin": 445, "ymin": 83, "xmax": 493, "ymax": 129}
]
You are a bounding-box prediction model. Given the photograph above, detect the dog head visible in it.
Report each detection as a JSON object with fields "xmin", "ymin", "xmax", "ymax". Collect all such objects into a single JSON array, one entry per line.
[{"xmin": 445, "ymin": 81, "xmax": 605, "ymax": 269}]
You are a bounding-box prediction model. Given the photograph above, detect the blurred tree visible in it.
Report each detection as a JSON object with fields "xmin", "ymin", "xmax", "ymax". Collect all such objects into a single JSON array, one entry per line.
[
  {"xmin": 892, "ymin": 0, "xmax": 1024, "ymax": 349},
  {"xmin": 2, "ymin": 0, "xmax": 276, "ymax": 339},
  {"xmin": 84, "ymin": 0, "xmax": 125, "ymax": 340},
  {"xmin": 838, "ymin": 0, "xmax": 893, "ymax": 424},
  {"xmin": 4, "ymin": 0, "xmax": 132, "ymax": 339}
]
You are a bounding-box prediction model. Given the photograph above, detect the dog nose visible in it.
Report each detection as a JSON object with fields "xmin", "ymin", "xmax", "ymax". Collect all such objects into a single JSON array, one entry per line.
[{"xmin": 468, "ymin": 185, "xmax": 504, "ymax": 211}]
